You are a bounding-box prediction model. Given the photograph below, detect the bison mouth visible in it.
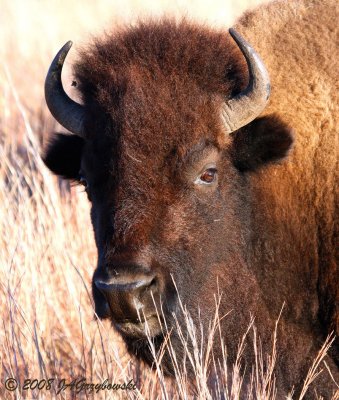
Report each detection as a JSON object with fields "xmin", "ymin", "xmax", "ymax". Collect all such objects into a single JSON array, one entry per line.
[
  {"xmin": 93, "ymin": 291, "xmax": 177, "ymax": 373},
  {"xmin": 113, "ymin": 314, "xmax": 163, "ymax": 339},
  {"xmin": 123, "ymin": 332, "xmax": 170, "ymax": 372},
  {"xmin": 111, "ymin": 314, "xmax": 174, "ymax": 374}
]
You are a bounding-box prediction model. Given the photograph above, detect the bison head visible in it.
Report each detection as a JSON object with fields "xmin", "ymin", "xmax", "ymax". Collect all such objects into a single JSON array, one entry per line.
[{"xmin": 43, "ymin": 20, "xmax": 293, "ymax": 373}]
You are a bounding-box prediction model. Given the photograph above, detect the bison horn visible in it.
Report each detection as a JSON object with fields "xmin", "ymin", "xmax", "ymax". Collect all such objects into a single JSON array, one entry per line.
[
  {"xmin": 222, "ymin": 29, "xmax": 270, "ymax": 133},
  {"xmin": 45, "ymin": 41, "xmax": 85, "ymax": 136}
]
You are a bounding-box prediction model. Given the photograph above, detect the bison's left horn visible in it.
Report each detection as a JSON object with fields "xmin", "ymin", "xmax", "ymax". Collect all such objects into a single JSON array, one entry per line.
[
  {"xmin": 45, "ymin": 41, "xmax": 85, "ymax": 136},
  {"xmin": 222, "ymin": 29, "xmax": 270, "ymax": 133}
]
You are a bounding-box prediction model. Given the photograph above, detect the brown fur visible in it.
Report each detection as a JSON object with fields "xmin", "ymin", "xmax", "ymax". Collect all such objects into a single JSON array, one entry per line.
[
  {"xmin": 236, "ymin": 0, "xmax": 338, "ymax": 350},
  {"xmin": 43, "ymin": 0, "xmax": 338, "ymax": 397}
]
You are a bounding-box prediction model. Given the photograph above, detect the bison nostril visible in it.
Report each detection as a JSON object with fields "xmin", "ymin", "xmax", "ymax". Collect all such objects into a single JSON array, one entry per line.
[{"xmin": 147, "ymin": 278, "xmax": 157, "ymax": 292}]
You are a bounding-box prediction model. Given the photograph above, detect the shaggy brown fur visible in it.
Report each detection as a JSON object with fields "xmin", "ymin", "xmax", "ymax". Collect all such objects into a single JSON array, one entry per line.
[
  {"xmin": 236, "ymin": 0, "xmax": 338, "ymax": 352},
  {"xmin": 43, "ymin": 0, "xmax": 338, "ymax": 397}
]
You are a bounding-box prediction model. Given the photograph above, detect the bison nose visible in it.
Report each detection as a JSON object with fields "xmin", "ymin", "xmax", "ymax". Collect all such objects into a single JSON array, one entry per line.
[{"xmin": 94, "ymin": 275, "xmax": 158, "ymax": 323}]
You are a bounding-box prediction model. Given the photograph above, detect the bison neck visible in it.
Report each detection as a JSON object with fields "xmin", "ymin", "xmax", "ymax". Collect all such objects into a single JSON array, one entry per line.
[{"xmin": 236, "ymin": 0, "xmax": 338, "ymax": 372}]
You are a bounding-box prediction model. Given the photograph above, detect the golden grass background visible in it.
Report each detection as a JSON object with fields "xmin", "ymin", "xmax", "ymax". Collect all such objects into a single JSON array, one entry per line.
[{"xmin": 1, "ymin": 0, "xmax": 337, "ymax": 399}]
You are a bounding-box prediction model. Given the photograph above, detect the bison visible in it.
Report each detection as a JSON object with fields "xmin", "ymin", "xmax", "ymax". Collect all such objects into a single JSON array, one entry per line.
[{"xmin": 42, "ymin": 0, "xmax": 338, "ymax": 396}]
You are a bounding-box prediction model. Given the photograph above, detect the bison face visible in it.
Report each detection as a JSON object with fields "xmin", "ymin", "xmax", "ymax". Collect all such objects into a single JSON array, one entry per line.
[
  {"xmin": 43, "ymin": 21, "xmax": 293, "ymax": 373},
  {"xmin": 44, "ymin": 113, "xmax": 292, "ymax": 372}
]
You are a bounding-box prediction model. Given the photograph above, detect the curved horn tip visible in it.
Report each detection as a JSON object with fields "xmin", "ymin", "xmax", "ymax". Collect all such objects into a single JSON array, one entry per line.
[
  {"xmin": 228, "ymin": 27, "xmax": 236, "ymax": 37},
  {"xmin": 45, "ymin": 40, "xmax": 85, "ymax": 136},
  {"xmin": 228, "ymin": 28, "xmax": 251, "ymax": 50},
  {"xmin": 62, "ymin": 41, "xmax": 73, "ymax": 55},
  {"xmin": 60, "ymin": 40, "xmax": 73, "ymax": 50},
  {"xmin": 55, "ymin": 41, "xmax": 73, "ymax": 66}
]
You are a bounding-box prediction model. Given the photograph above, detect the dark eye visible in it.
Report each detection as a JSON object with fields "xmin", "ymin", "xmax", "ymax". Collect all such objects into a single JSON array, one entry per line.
[
  {"xmin": 195, "ymin": 168, "xmax": 218, "ymax": 185},
  {"xmin": 79, "ymin": 175, "xmax": 88, "ymax": 189},
  {"xmin": 79, "ymin": 171, "xmax": 91, "ymax": 200}
]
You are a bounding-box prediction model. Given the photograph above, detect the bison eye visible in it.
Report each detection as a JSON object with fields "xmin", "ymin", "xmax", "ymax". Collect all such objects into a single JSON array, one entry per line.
[
  {"xmin": 195, "ymin": 167, "xmax": 218, "ymax": 185},
  {"xmin": 79, "ymin": 171, "xmax": 91, "ymax": 200},
  {"xmin": 79, "ymin": 176, "xmax": 88, "ymax": 189}
]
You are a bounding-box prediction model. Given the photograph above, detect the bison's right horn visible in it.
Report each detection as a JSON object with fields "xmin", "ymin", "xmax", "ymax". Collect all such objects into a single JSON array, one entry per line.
[
  {"xmin": 222, "ymin": 29, "xmax": 271, "ymax": 133},
  {"xmin": 45, "ymin": 41, "xmax": 85, "ymax": 136}
]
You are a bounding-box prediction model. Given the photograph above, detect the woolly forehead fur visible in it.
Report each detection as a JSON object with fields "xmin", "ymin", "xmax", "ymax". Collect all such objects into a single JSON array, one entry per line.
[{"xmin": 73, "ymin": 18, "xmax": 248, "ymax": 153}]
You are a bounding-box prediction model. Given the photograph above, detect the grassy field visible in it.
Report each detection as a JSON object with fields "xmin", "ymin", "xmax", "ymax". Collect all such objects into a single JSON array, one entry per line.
[{"xmin": 0, "ymin": 0, "xmax": 337, "ymax": 399}]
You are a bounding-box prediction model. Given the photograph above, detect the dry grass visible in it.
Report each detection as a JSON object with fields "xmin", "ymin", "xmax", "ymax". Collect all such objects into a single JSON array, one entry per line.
[{"xmin": 0, "ymin": 0, "xmax": 338, "ymax": 399}]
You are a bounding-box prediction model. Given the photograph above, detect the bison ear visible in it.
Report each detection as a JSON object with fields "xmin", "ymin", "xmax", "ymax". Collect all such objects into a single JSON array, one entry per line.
[
  {"xmin": 42, "ymin": 133, "xmax": 85, "ymax": 180},
  {"xmin": 230, "ymin": 114, "xmax": 294, "ymax": 172}
]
